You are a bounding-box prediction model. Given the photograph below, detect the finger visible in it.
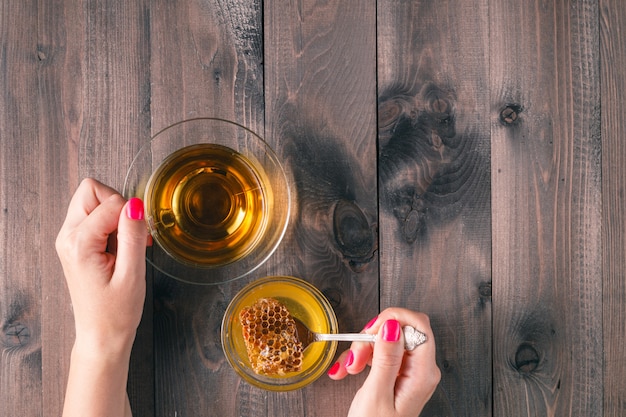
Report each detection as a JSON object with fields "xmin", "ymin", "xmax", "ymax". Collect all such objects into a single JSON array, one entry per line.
[
  {"xmin": 344, "ymin": 315, "xmax": 378, "ymax": 375},
  {"xmin": 56, "ymin": 194, "xmax": 125, "ymax": 284},
  {"xmin": 75, "ymin": 193, "xmax": 126, "ymax": 252},
  {"xmin": 360, "ymin": 319, "xmax": 405, "ymax": 403},
  {"xmin": 59, "ymin": 179, "xmax": 120, "ymax": 238},
  {"xmin": 344, "ymin": 344, "xmax": 373, "ymax": 375},
  {"xmin": 373, "ymin": 308, "xmax": 440, "ymax": 414},
  {"xmin": 111, "ymin": 198, "xmax": 148, "ymax": 285},
  {"xmin": 327, "ymin": 349, "xmax": 351, "ymax": 380},
  {"xmin": 393, "ymin": 315, "xmax": 440, "ymax": 408},
  {"xmin": 376, "ymin": 308, "xmax": 437, "ymax": 370},
  {"xmin": 58, "ymin": 194, "xmax": 125, "ymax": 268},
  {"xmin": 328, "ymin": 315, "xmax": 379, "ymax": 379}
]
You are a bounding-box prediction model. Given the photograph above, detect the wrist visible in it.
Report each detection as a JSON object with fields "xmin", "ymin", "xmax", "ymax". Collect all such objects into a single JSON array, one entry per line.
[
  {"xmin": 64, "ymin": 332, "xmax": 134, "ymax": 417},
  {"xmin": 72, "ymin": 329, "xmax": 137, "ymax": 363}
]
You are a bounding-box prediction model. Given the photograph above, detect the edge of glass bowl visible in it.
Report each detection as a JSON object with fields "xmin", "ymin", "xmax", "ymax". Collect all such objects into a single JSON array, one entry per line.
[{"xmin": 221, "ymin": 276, "xmax": 338, "ymax": 391}]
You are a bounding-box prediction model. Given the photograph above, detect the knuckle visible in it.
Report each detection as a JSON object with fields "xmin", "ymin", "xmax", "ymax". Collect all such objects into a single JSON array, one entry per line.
[
  {"xmin": 104, "ymin": 192, "xmax": 126, "ymax": 210},
  {"xmin": 380, "ymin": 307, "xmax": 432, "ymax": 330},
  {"xmin": 58, "ymin": 230, "xmax": 88, "ymax": 262},
  {"xmin": 79, "ymin": 177, "xmax": 97, "ymax": 190},
  {"xmin": 431, "ymin": 364, "xmax": 442, "ymax": 386},
  {"xmin": 414, "ymin": 312, "xmax": 432, "ymax": 328},
  {"xmin": 117, "ymin": 231, "xmax": 147, "ymax": 248},
  {"xmin": 375, "ymin": 348, "xmax": 404, "ymax": 369},
  {"xmin": 54, "ymin": 233, "xmax": 64, "ymax": 256}
]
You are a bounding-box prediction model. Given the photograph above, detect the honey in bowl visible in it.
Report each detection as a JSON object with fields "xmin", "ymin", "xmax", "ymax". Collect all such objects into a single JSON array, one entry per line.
[
  {"xmin": 239, "ymin": 297, "xmax": 304, "ymax": 376},
  {"xmin": 222, "ymin": 276, "xmax": 338, "ymax": 391}
]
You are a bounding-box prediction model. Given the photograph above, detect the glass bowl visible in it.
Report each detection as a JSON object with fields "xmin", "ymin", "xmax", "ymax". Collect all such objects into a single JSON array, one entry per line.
[
  {"xmin": 221, "ymin": 276, "xmax": 338, "ymax": 391},
  {"xmin": 123, "ymin": 118, "xmax": 290, "ymax": 285}
]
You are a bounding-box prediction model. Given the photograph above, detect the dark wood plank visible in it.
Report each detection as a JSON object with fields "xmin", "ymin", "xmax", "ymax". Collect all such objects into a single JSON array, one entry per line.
[
  {"xmin": 264, "ymin": 1, "xmax": 378, "ymax": 415},
  {"xmin": 37, "ymin": 0, "xmax": 153, "ymax": 415},
  {"xmin": 490, "ymin": 1, "xmax": 602, "ymax": 415},
  {"xmin": 377, "ymin": 1, "xmax": 492, "ymax": 415},
  {"xmin": 600, "ymin": 1, "xmax": 626, "ymax": 415},
  {"xmin": 149, "ymin": 1, "xmax": 265, "ymax": 416},
  {"xmin": 0, "ymin": 3, "xmax": 43, "ymax": 415}
]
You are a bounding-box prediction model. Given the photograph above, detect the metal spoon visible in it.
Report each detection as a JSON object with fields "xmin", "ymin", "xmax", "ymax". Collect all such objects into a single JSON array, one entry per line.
[{"xmin": 293, "ymin": 317, "xmax": 427, "ymax": 351}]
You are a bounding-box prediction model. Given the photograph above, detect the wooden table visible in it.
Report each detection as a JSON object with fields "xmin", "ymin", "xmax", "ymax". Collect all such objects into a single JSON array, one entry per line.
[{"xmin": 2, "ymin": 1, "xmax": 625, "ymax": 416}]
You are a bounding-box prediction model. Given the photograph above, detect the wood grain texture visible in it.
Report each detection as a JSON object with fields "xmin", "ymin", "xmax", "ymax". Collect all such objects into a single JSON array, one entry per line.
[
  {"xmin": 37, "ymin": 0, "xmax": 84, "ymax": 414},
  {"xmin": 32, "ymin": 0, "xmax": 152, "ymax": 415},
  {"xmin": 263, "ymin": 1, "xmax": 378, "ymax": 415},
  {"xmin": 41, "ymin": 0, "xmax": 154, "ymax": 415},
  {"xmin": 490, "ymin": 1, "xmax": 602, "ymax": 416},
  {"xmin": 2, "ymin": 1, "xmax": 625, "ymax": 416},
  {"xmin": 377, "ymin": 1, "xmax": 492, "ymax": 415},
  {"xmin": 600, "ymin": 1, "xmax": 626, "ymax": 415},
  {"xmin": 1, "ymin": 1, "xmax": 43, "ymax": 416}
]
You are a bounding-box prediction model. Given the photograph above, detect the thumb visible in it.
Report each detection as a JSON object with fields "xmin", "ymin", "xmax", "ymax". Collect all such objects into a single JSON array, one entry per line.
[
  {"xmin": 362, "ymin": 319, "xmax": 405, "ymax": 401},
  {"xmin": 113, "ymin": 197, "xmax": 149, "ymax": 284}
]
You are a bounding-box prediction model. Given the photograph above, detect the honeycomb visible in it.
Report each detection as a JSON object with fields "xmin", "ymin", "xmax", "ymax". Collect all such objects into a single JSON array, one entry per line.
[{"xmin": 239, "ymin": 297, "xmax": 304, "ymax": 376}]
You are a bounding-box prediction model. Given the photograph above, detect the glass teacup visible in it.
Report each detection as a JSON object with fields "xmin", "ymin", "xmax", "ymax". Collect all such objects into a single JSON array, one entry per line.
[{"xmin": 124, "ymin": 118, "xmax": 290, "ymax": 285}]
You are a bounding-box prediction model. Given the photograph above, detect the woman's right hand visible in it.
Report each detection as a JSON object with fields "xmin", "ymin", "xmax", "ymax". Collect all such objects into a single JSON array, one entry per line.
[{"xmin": 328, "ymin": 308, "xmax": 441, "ymax": 417}]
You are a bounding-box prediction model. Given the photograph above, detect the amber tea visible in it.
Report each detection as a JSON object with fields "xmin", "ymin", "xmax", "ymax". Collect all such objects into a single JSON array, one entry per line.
[{"xmin": 144, "ymin": 143, "xmax": 269, "ymax": 267}]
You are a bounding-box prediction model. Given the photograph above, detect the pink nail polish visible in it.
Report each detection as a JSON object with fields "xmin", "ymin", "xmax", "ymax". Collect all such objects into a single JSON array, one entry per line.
[
  {"xmin": 126, "ymin": 198, "xmax": 144, "ymax": 220},
  {"xmin": 327, "ymin": 362, "xmax": 340, "ymax": 376},
  {"xmin": 344, "ymin": 350, "xmax": 354, "ymax": 367},
  {"xmin": 381, "ymin": 319, "xmax": 401, "ymax": 342},
  {"xmin": 363, "ymin": 315, "xmax": 378, "ymax": 331}
]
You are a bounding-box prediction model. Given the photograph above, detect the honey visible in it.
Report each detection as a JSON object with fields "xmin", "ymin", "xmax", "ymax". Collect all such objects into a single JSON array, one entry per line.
[
  {"xmin": 239, "ymin": 298, "xmax": 303, "ymax": 375},
  {"xmin": 222, "ymin": 276, "xmax": 338, "ymax": 391}
]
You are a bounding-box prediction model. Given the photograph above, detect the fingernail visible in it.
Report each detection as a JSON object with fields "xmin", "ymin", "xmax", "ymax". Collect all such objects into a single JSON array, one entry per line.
[
  {"xmin": 381, "ymin": 319, "xmax": 401, "ymax": 342},
  {"xmin": 327, "ymin": 362, "xmax": 340, "ymax": 376},
  {"xmin": 126, "ymin": 198, "xmax": 144, "ymax": 220},
  {"xmin": 363, "ymin": 315, "xmax": 378, "ymax": 331},
  {"xmin": 344, "ymin": 350, "xmax": 354, "ymax": 368}
]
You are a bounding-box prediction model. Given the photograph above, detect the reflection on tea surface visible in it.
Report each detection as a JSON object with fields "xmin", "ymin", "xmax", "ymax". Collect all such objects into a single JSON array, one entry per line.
[{"xmin": 145, "ymin": 143, "xmax": 269, "ymax": 267}]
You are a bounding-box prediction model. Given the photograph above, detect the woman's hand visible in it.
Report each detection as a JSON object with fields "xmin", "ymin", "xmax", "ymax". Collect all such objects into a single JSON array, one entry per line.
[
  {"xmin": 328, "ymin": 308, "xmax": 441, "ymax": 417},
  {"xmin": 56, "ymin": 177, "xmax": 149, "ymax": 353},
  {"xmin": 56, "ymin": 178, "xmax": 149, "ymax": 417}
]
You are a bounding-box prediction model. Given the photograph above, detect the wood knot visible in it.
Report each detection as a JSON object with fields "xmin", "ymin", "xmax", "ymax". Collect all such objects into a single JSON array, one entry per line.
[
  {"xmin": 478, "ymin": 282, "xmax": 492, "ymax": 298},
  {"xmin": 430, "ymin": 97, "xmax": 450, "ymax": 114},
  {"xmin": 514, "ymin": 342, "xmax": 540, "ymax": 373},
  {"xmin": 333, "ymin": 200, "xmax": 375, "ymax": 261},
  {"xmin": 378, "ymin": 100, "xmax": 403, "ymax": 130},
  {"xmin": 395, "ymin": 192, "xmax": 425, "ymax": 244},
  {"xmin": 3, "ymin": 322, "xmax": 31, "ymax": 348},
  {"xmin": 378, "ymin": 96, "xmax": 415, "ymax": 146},
  {"xmin": 499, "ymin": 104, "xmax": 523, "ymax": 125},
  {"xmin": 36, "ymin": 44, "xmax": 50, "ymax": 62},
  {"xmin": 402, "ymin": 209, "xmax": 421, "ymax": 242}
]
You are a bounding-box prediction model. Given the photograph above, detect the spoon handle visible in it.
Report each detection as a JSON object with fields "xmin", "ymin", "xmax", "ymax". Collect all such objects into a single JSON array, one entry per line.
[
  {"xmin": 314, "ymin": 326, "xmax": 427, "ymax": 350},
  {"xmin": 314, "ymin": 333, "xmax": 376, "ymax": 344}
]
